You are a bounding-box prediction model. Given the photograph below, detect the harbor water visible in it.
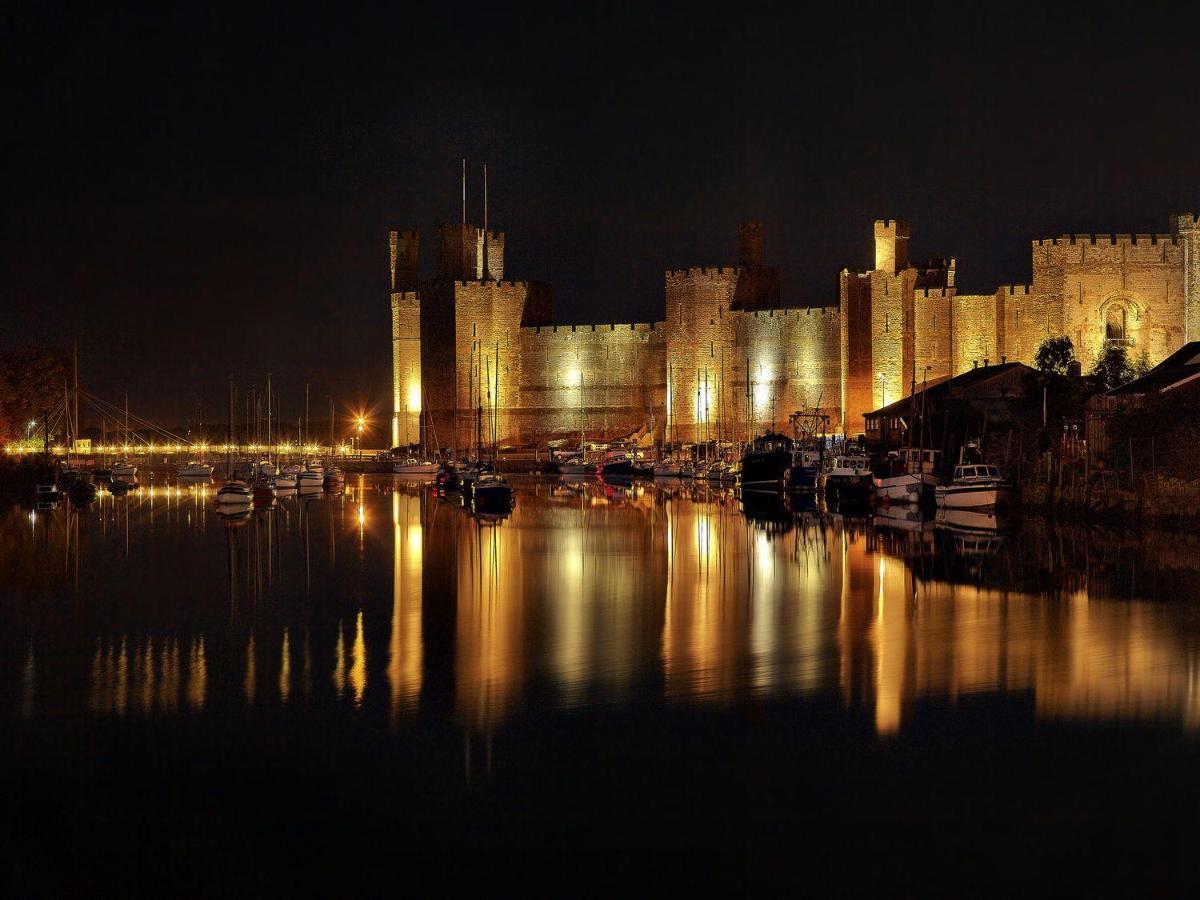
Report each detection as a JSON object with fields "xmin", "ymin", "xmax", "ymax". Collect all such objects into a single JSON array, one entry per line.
[{"xmin": 3, "ymin": 475, "xmax": 1200, "ymax": 892}]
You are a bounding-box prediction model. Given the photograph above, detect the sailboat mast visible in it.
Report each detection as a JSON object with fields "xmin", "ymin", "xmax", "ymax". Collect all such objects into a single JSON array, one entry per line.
[{"xmin": 266, "ymin": 374, "xmax": 272, "ymax": 464}]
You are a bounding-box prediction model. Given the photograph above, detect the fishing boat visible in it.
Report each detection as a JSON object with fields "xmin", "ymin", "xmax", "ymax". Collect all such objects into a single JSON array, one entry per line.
[
  {"xmin": 783, "ymin": 447, "xmax": 823, "ymax": 492},
  {"xmin": 599, "ymin": 448, "xmax": 635, "ymax": 477},
  {"xmin": 934, "ymin": 464, "xmax": 1012, "ymax": 510},
  {"xmin": 392, "ymin": 458, "xmax": 440, "ymax": 475},
  {"xmin": 559, "ymin": 456, "xmax": 596, "ymax": 476},
  {"xmin": 820, "ymin": 451, "xmax": 873, "ymax": 505},
  {"xmin": 473, "ymin": 472, "xmax": 514, "ymax": 511},
  {"xmin": 873, "ymin": 448, "xmax": 941, "ymax": 504},
  {"xmin": 739, "ymin": 433, "xmax": 794, "ymax": 490},
  {"xmin": 179, "ymin": 462, "xmax": 214, "ymax": 478},
  {"xmin": 111, "ymin": 461, "xmax": 137, "ymax": 478}
]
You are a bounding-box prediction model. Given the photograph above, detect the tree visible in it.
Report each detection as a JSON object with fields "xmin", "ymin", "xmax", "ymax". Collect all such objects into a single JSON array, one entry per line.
[
  {"xmin": 1132, "ymin": 349, "xmax": 1153, "ymax": 379},
  {"xmin": 0, "ymin": 346, "xmax": 70, "ymax": 444},
  {"xmin": 1090, "ymin": 344, "xmax": 1134, "ymax": 392},
  {"xmin": 1034, "ymin": 336, "xmax": 1075, "ymax": 375}
]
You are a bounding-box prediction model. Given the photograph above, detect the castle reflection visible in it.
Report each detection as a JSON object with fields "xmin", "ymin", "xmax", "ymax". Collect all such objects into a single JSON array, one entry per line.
[{"xmin": 3, "ymin": 477, "xmax": 1200, "ymax": 736}]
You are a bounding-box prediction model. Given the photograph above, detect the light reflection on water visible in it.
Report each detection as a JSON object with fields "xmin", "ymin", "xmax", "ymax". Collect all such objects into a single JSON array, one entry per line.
[{"xmin": 3, "ymin": 475, "xmax": 1200, "ymax": 735}]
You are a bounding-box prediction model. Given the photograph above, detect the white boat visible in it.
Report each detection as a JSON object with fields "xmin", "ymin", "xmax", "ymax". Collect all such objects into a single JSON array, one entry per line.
[
  {"xmin": 298, "ymin": 468, "xmax": 324, "ymax": 486},
  {"xmin": 215, "ymin": 479, "xmax": 253, "ymax": 505},
  {"xmin": 559, "ymin": 457, "xmax": 596, "ymax": 476},
  {"xmin": 392, "ymin": 458, "xmax": 440, "ymax": 475},
  {"xmin": 256, "ymin": 460, "xmax": 277, "ymax": 477},
  {"xmin": 272, "ymin": 472, "xmax": 297, "ymax": 489},
  {"xmin": 179, "ymin": 462, "xmax": 214, "ymax": 478},
  {"xmin": 934, "ymin": 464, "xmax": 1012, "ymax": 509},
  {"xmin": 111, "ymin": 461, "xmax": 137, "ymax": 477},
  {"xmin": 873, "ymin": 448, "xmax": 940, "ymax": 504},
  {"xmin": 282, "ymin": 464, "xmax": 303, "ymax": 477},
  {"xmin": 324, "ymin": 466, "xmax": 345, "ymax": 487}
]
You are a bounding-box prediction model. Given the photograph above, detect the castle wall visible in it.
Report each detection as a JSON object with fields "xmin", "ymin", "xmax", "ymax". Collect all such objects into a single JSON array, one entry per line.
[
  {"xmin": 513, "ymin": 324, "xmax": 666, "ymax": 443},
  {"xmin": 1031, "ymin": 233, "xmax": 1186, "ymax": 368}
]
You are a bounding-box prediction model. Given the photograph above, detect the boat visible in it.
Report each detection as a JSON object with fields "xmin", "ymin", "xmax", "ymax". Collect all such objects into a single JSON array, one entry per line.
[
  {"xmin": 111, "ymin": 461, "xmax": 137, "ymax": 478},
  {"xmin": 282, "ymin": 463, "xmax": 303, "ymax": 477},
  {"xmin": 179, "ymin": 462, "xmax": 215, "ymax": 478},
  {"xmin": 298, "ymin": 468, "xmax": 324, "ymax": 486},
  {"xmin": 305, "ymin": 460, "xmax": 325, "ymax": 476},
  {"xmin": 272, "ymin": 471, "xmax": 297, "ymax": 490},
  {"xmin": 873, "ymin": 448, "xmax": 941, "ymax": 504},
  {"xmin": 631, "ymin": 460, "xmax": 656, "ymax": 478},
  {"xmin": 67, "ymin": 473, "xmax": 98, "ymax": 501},
  {"xmin": 652, "ymin": 458, "xmax": 694, "ymax": 478},
  {"xmin": 559, "ymin": 456, "xmax": 596, "ymax": 476},
  {"xmin": 109, "ymin": 478, "xmax": 134, "ymax": 495},
  {"xmin": 35, "ymin": 483, "xmax": 59, "ymax": 500},
  {"xmin": 739, "ymin": 433, "xmax": 794, "ymax": 490},
  {"xmin": 934, "ymin": 463, "xmax": 1012, "ymax": 509},
  {"xmin": 436, "ymin": 462, "xmax": 461, "ymax": 492},
  {"xmin": 599, "ymin": 448, "xmax": 635, "ymax": 477},
  {"xmin": 392, "ymin": 458, "xmax": 440, "ymax": 475},
  {"xmin": 252, "ymin": 478, "xmax": 276, "ymax": 502},
  {"xmin": 255, "ymin": 460, "xmax": 277, "ymax": 477},
  {"xmin": 473, "ymin": 472, "xmax": 514, "ymax": 512},
  {"xmin": 704, "ymin": 460, "xmax": 730, "ymax": 482},
  {"xmin": 783, "ymin": 447, "xmax": 823, "ymax": 492},
  {"xmin": 821, "ymin": 451, "xmax": 873, "ymax": 505},
  {"xmin": 216, "ymin": 479, "xmax": 253, "ymax": 505},
  {"xmin": 324, "ymin": 466, "xmax": 345, "ymax": 488}
]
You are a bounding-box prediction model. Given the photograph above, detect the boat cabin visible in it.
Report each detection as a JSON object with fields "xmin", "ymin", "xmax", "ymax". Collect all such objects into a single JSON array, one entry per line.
[{"xmin": 952, "ymin": 464, "xmax": 1001, "ymax": 482}]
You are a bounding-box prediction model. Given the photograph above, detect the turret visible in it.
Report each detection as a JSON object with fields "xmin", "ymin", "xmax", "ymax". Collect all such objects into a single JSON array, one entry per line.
[
  {"xmin": 874, "ymin": 219, "xmax": 910, "ymax": 274},
  {"xmin": 388, "ymin": 229, "xmax": 420, "ymax": 291}
]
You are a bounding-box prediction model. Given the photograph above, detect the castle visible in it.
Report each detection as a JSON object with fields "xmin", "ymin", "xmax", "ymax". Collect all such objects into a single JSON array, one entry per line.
[{"xmin": 391, "ymin": 213, "xmax": 1200, "ymax": 450}]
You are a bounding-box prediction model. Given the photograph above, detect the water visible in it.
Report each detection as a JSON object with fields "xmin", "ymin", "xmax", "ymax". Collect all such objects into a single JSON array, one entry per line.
[{"xmin": 3, "ymin": 476, "xmax": 1200, "ymax": 892}]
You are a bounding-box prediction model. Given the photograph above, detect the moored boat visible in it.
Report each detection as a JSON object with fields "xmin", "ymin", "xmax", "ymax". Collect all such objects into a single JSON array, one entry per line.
[
  {"xmin": 216, "ymin": 479, "xmax": 253, "ymax": 506},
  {"xmin": 559, "ymin": 457, "xmax": 596, "ymax": 476},
  {"xmin": 179, "ymin": 462, "xmax": 215, "ymax": 478},
  {"xmin": 473, "ymin": 473, "xmax": 514, "ymax": 511},
  {"xmin": 111, "ymin": 461, "xmax": 137, "ymax": 478},
  {"xmin": 873, "ymin": 448, "xmax": 941, "ymax": 504},
  {"xmin": 821, "ymin": 451, "xmax": 873, "ymax": 505},
  {"xmin": 739, "ymin": 433, "xmax": 794, "ymax": 490},
  {"xmin": 599, "ymin": 448, "xmax": 635, "ymax": 478},
  {"xmin": 392, "ymin": 458, "xmax": 440, "ymax": 475},
  {"xmin": 934, "ymin": 464, "xmax": 1012, "ymax": 510}
]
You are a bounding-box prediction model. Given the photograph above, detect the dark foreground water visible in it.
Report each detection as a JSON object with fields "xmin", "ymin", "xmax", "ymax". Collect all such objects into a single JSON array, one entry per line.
[{"xmin": 3, "ymin": 475, "xmax": 1200, "ymax": 893}]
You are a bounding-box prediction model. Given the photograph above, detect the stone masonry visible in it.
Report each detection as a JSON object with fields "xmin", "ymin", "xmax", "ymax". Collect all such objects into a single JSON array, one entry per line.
[{"xmin": 391, "ymin": 212, "xmax": 1200, "ymax": 449}]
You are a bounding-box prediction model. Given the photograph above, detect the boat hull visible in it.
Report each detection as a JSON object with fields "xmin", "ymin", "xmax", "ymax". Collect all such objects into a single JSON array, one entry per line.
[
  {"xmin": 874, "ymin": 472, "xmax": 939, "ymax": 503},
  {"xmin": 934, "ymin": 483, "xmax": 1011, "ymax": 509}
]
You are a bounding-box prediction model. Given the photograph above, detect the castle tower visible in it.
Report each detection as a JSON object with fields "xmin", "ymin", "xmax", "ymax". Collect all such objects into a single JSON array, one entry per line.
[
  {"xmin": 388, "ymin": 229, "xmax": 420, "ymax": 291},
  {"xmin": 483, "ymin": 231, "xmax": 505, "ymax": 280},
  {"xmin": 738, "ymin": 222, "xmax": 764, "ymax": 268},
  {"xmin": 437, "ymin": 223, "xmax": 483, "ymax": 280},
  {"xmin": 874, "ymin": 219, "xmax": 910, "ymax": 274},
  {"xmin": 1172, "ymin": 213, "xmax": 1200, "ymax": 343}
]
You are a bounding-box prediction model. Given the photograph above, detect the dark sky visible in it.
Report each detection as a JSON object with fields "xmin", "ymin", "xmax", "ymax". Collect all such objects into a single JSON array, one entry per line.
[{"xmin": 5, "ymin": 2, "xmax": 1200, "ymax": 426}]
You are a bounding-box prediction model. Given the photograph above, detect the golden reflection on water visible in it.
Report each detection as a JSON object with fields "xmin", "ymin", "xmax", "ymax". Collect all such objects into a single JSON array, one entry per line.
[{"xmin": 6, "ymin": 480, "xmax": 1200, "ymax": 735}]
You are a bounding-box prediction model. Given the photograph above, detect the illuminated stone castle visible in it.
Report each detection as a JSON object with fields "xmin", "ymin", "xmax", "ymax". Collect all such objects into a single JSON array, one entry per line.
[{"xmin": 391, "ymin": 213, "xmax": 1200, "ymax": 448}]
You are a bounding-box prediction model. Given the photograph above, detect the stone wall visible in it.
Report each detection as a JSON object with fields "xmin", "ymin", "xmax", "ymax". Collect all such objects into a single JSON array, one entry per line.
[{"xmin": 391, "ymin": 291, "xmax": 421, "ymax": 447}]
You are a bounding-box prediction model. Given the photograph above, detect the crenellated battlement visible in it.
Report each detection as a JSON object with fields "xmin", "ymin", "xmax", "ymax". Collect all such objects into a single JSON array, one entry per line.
[
  {"xmin": 391, "ymin": 229, "xmax": 419, "ymax": 241},
  {"xmin": 390, "ymin": 291, "xmax": 420, "ymax": 305},
  {"xmin": 525, "ymin": 321, "xmax": 660, "ymax": 335},
  {"xmin": 1034, "ymin": 233, "xmax": 1179, "ymax": 247},
  {"xmin": 454, "ymin": 279, "xmax": 530, "ymax": 289}
]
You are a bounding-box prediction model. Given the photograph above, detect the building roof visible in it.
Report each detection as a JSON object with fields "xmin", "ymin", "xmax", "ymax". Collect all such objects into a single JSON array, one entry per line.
[
  {"xmin": 1107, "ymin": 341, "xmax": 1200, "ymax": 396},
  {"xmin": 865, "ymin": 362, "xmax": 1032, "ymax": 419}
]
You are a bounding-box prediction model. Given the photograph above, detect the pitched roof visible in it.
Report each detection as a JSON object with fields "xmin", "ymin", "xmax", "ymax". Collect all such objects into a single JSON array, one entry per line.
[{"xmin": 865, "ymin": 362, "xmax": 1031, "ymax": 418}]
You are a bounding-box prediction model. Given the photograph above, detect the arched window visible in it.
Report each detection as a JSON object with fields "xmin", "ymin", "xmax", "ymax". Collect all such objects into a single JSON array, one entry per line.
[{"xmin": 1106, "ymin": 305, "xmax": 1127, "ymax": 343}]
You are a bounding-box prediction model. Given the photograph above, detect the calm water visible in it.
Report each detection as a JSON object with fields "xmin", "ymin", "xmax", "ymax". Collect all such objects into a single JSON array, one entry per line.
[{"xmin": 4, "ymin": 475, "xmax": 1200, "ymax": 892}]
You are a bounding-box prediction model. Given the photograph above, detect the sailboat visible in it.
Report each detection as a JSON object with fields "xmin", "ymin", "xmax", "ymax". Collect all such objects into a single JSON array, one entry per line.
[
  {"xmin": 472, "ymin": 339, "xmax": 513, "ymax": 512},
  {"xmin": 393, "ymin": 397, "xmax": 439, "ymax": 475},
  {"xmin": 216, "ymin": 376, "xmax": 252, "ymax": 508}
]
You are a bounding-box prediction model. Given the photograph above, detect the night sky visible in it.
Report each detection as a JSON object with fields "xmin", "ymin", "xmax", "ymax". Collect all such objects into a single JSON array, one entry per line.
[{"xmin": 6, "ymin": 3, "xmax": 1200, "ymax": 427}]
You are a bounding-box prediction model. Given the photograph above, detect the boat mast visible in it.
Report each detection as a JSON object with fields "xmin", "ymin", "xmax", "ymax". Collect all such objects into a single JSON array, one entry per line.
[{"xmin": 266, "ymin": 373, "xmax": 272, "ymax": 466}]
